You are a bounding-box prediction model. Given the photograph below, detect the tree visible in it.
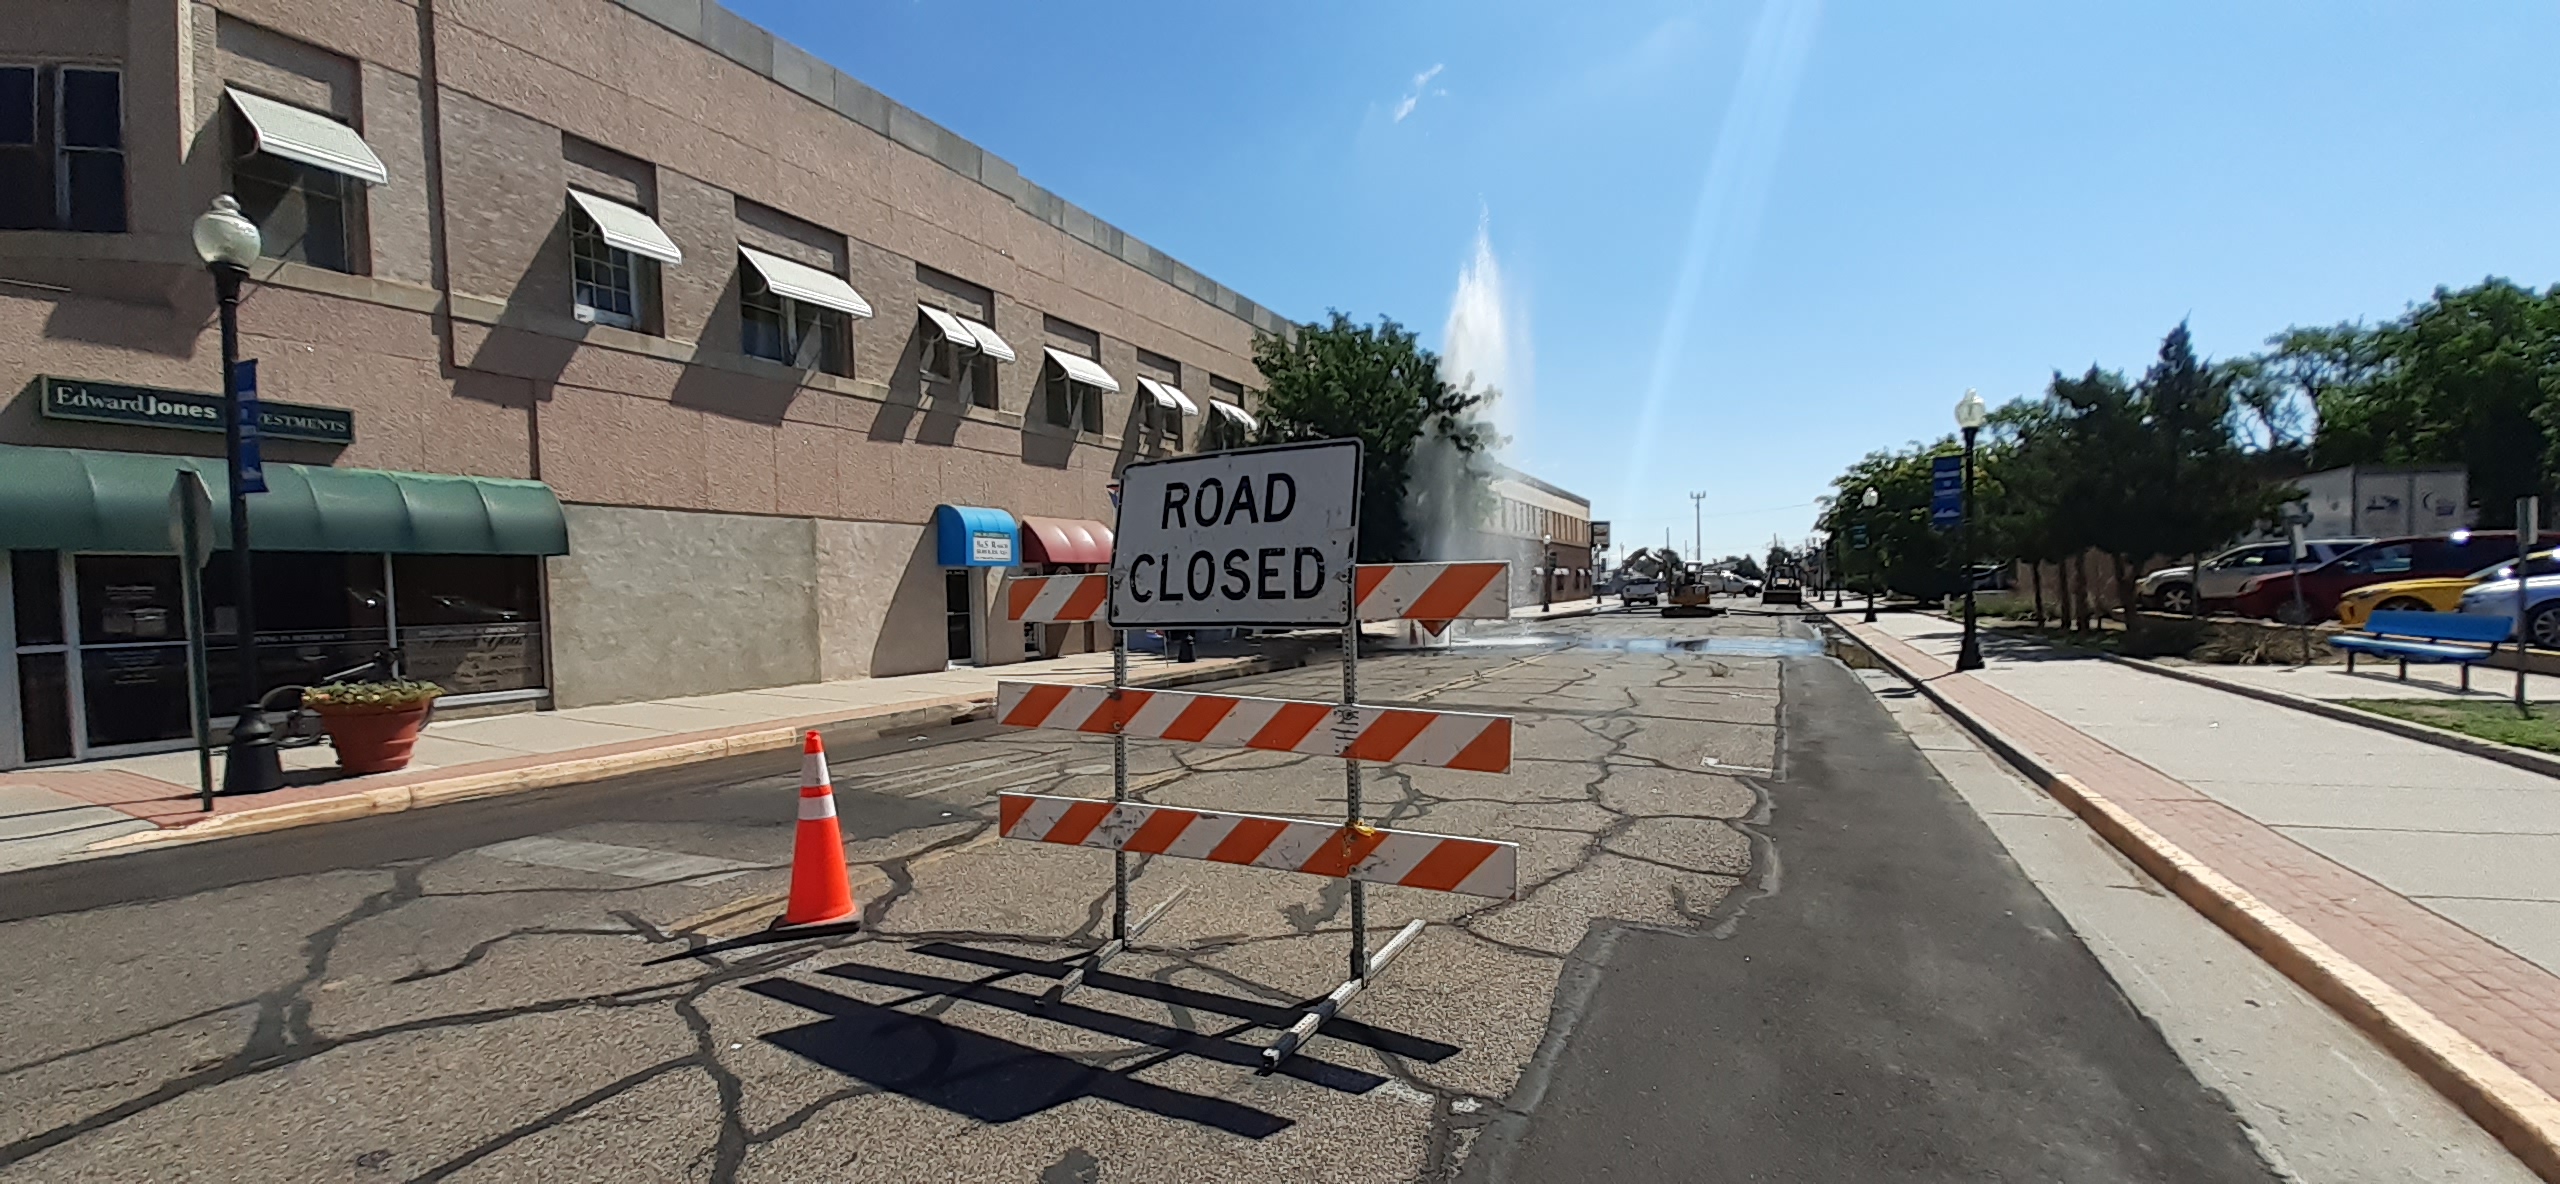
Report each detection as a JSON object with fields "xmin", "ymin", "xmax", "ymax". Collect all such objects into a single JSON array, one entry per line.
[
  {"xmin": 2303, "ymin": 280, "xmax": 2560, "ymax": 527},
  {"xmin": 1728, "ymin": 554, "xmax": 1765, "ymax": 581},
  {"xmin": 1251, "ymin": 312, "xmax": 1497, "ymax": 562}
]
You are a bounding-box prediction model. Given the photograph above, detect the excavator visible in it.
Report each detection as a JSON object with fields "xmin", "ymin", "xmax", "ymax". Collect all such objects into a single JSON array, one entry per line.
[{"xmin": 1616, "ymin": 547, "xmax": 1723, "ymax": 617}]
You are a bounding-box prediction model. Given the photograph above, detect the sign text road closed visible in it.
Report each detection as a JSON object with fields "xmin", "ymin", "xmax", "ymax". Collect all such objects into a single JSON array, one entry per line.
[{"xmin": 1110, "ymin": 440, "xmax": 1362, "ymax": 628}]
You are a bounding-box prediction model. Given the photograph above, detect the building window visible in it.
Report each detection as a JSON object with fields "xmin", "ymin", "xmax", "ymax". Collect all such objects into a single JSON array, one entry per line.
[
  {"xmin": 742, "ymin": 278, "xmax": 849, "ymax": 375},
  {"xmin": 922, "ymin": 318, "xmax": 995, "ymax": 408},
  {"xmin": 228, "ymin": 104, "xmax": 362, "ymax": 273},
  {"xmin": 570, "ymin": 211, "xmax": 645, "ymax": 329},
  {"xmin": 0, "ymin": 65, "xmax": 124, "ymax": 232},
  {"xmin": 1043, "ymin": 365, "xmax": 1102, "ymax": 433}
]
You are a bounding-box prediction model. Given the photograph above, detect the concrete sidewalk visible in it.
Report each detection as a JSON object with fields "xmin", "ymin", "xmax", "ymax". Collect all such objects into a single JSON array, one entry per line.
[
  {"xmin": 1843, "ymin": 612, "xmax": 2560, "ymax": 1173},
  {"xmin": 0, "ymin": 645, "xmax": 1278, "ymax": 873}
]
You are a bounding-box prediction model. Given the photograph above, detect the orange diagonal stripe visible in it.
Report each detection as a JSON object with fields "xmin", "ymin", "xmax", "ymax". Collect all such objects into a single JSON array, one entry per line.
[
  {"xmin": 1354, "ymin": 564, "xmax": 1391, "ymax": 604},
  {"xmin": 998, "ymin": 793, "xmax": 1033, "ymax": 836},
  {"xmin": 1398, "ymin": 839, "xmax": 1499, "ymax": 893},
  {"xmin": 1446, "ymin": 717, "xmax": 1512, "ymax": 773},
  {"xmin": 1341, "ymin": 709, "xmax": 1437, "ymax": 764},
  {"xmin": 1079, "ymin": 690, "xmax": 1152, "ymax": 733},
  {"xmin": 1121, "ymin": 807, "xmax": 1198, "ymax": 855},
  {"xmin": 1002, "ymin": 683, "xmax": 1072, "ymax": 727},
  {"xmin": 1206, "ymin": 817, "xmax": 1290, "ymax": 865},
  {"xmin": 1162, "ymin": 695, "xmax": 1239, "ymax": 743},
  {"xmin": 1297, "ymin": 824, "xmax": 1391, "ymax": 879},
  {"xmin": 1006, "ymin": 579, "xmax": 1043, "ymax": 621},
  {"xmin": 1406, "ymin": 564, "xmax": 1502, "ymax": 621},
  {"xmin": 1247, "ymin": 702, "xmax": 1332, "ymax": 753},
  {"xmin": 1059, "ymin": 574, "xmax": 1109, "ymax": 621},
  {"xmin": 1045, "ymin": 799, "xmax": 1117, "ymax": 846}
]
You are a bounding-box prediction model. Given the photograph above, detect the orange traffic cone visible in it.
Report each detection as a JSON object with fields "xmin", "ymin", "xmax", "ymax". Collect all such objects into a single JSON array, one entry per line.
[{"xmin": 777, "ymin": 730, "xmax": 858, "ymax": 928}]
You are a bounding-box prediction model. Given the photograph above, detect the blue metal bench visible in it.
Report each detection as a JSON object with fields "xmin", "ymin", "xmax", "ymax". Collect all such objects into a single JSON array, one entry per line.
[{"xmin": 2328, "ymin": 609, "xmax": 2513, "ymax": 689}]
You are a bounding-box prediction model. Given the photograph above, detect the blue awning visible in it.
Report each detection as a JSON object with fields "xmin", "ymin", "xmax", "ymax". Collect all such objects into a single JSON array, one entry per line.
[{"xmin": 935, "ymin": 504, "xmax": 1018, "ymax": 567}]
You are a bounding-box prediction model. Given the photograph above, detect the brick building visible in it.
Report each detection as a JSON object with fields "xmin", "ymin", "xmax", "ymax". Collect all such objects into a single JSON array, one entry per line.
[{"xmin": 0, "ymin": 0, "xmax": 1283, "ymax": 767}]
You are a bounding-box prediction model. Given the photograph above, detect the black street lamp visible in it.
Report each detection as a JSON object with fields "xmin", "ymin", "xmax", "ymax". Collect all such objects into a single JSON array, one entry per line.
[
  {"xmin": 1953, "ymin": 389, "xmax": 1988, "ymax": 672},
  {"xmin": 193, "ymin": 196, "xmax": 282, "ymax": 796},
  {"xmin": 1541, "ymin": 533, "xmax": 1555, "ymax": 612},
  {"xmin": 1861, "ymin": 486, "xmax": 1880, "ymax": 624}
]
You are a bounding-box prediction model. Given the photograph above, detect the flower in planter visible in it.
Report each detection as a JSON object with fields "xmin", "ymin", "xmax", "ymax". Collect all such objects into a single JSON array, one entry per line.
[{"xmin": 302, "ymin": 679, "xmax": 444, "ymax": 715}]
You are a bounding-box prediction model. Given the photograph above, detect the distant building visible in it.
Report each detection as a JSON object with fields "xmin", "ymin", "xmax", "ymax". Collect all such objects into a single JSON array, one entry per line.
[
  {"xmin": 2288, "ymin": 466, "xmax": 2471, "ymax": 539},
  {"xmin": 1479, "ymin": 465, "xmax": 1593, "ymax": 607}
]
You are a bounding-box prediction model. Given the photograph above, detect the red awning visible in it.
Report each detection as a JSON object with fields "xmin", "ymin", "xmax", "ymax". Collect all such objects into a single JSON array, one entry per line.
[{"xmin": 1019, "ymin": 517, "xmax": 1114, "ymax": 565}]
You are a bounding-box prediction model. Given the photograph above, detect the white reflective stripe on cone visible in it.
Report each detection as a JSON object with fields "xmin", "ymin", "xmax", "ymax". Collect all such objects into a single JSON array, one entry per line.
[
  {"xmin": 802, "ymin": 751, "xmax": 831, "ymax": 788},
  {"xmin": 798, "ymin": 794, "xmax": 838, "ymax": 821}
]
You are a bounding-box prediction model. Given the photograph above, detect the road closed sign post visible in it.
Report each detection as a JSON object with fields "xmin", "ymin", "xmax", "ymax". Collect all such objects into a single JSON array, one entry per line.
[
  {"xmin": 1108, "ymin": 440, "xmax": 1362, "ymax": 629},
  {"xmin": 990, "ymin": 435, "xmax": 1522, "ymax": 1069}
]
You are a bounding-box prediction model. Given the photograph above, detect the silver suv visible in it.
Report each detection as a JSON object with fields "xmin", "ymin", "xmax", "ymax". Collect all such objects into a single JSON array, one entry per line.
[{"xmin": 2136, "ymin": 538, "xmax": 2372, "ymax": 614}]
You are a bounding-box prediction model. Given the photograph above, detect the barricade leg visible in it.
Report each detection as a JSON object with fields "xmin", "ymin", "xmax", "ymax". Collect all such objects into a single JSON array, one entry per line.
[
  {"xmin": 1263, "ymin": 918, "xmax": 1428, "ymax": 1069},
  {"xmin": 1045, "ymin": 886, "xmax": 1188, "ymax": 1005}
]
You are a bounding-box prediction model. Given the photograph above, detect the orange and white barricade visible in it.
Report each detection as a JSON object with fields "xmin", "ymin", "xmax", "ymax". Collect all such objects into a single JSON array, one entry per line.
[{"xmin": 996, "ymin": 682, "xmax": 1511, "ymax": 772}]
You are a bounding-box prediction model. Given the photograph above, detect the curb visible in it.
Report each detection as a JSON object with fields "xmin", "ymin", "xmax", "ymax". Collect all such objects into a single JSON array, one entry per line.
[
  {"xmin": 82, "ymin": 654, "xmax": 1286, "ymax": 857},
  {"xmin": 1831, "ymin": 623, "xmax": 2560, "ymax": 1182},
  {"xmin": 2098, "ymin": 654, "xmax": 2560, "ymax": 782}
]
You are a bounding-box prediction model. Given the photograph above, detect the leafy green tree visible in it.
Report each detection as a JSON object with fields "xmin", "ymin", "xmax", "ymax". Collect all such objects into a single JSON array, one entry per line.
[
  {"xmin": 2304, "ymin": 280, "xmax": 2560, "ymax": 527},
  {"xmin": 1251, "ymin": 312, "xmax": 1497, "ymax": 562}
]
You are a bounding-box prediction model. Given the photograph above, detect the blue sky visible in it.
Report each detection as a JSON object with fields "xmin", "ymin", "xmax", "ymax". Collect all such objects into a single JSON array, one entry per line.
[{"xmin": 729, "ymin": 0, "xmax": 2560, "ymax": 560}]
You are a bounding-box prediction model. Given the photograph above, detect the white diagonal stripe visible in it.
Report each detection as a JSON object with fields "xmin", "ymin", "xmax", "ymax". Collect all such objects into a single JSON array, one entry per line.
[
  {"xmin": 1394, "ymin": 714, "xmax": 1490, "ymax": 769},
  {"xmin": 1201, "ymin": 698, "xmax": 1284, "ymax": 747},
  {"xmin": 1452, "ymin": 845, "xmax": 1518, "ymax": 898},
  {"xmin": 1352, "ymin": 833, "xmax": 1439, "ymax": 884},
  {"xmin": 1256, "ymin": 820, "xmax": 1338, "ymax": 871},
  {"xmin": 1156, "ymin": 810, "xmax": 1234, "ymax": 860},
  {"xmin": 1124, "ymin": 691, "xmax": 1193, "ymax": 736},
  {"xmin": 1011, "ymin": 794, "xmax": 1076, "ymax": 839}
]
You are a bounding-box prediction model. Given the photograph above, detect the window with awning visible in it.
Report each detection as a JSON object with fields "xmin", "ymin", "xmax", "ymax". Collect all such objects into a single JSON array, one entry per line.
[
  {"xmin": 224, "ymin": 87, "xmax": 385, "ymax": 275},
  {"xmin": 739, "ymin": 246, "xmax": 870, "ymax": 375},
  {"xmin": 1041, "ymin": 347, "xmax": 1118, "ymax": 434}
]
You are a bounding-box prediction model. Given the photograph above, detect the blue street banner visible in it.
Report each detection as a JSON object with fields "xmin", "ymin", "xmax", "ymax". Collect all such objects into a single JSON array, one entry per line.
[
  {"xmin": 1929, "ymin": 455, "xmax": 1962, "ymax": 531},
  {"xmin": 1850, "ymin": 523, "xmax": 1869, "ymax": 550},
  {"xmin": 233, "ymin": 359, "xmax": 265, "ymax": 493}
]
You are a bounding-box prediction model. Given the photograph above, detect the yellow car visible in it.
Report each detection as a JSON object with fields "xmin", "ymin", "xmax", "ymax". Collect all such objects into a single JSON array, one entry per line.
[{"xmin": 2334, "ymin": 549, "xmax": 2560, "ymax": 627}]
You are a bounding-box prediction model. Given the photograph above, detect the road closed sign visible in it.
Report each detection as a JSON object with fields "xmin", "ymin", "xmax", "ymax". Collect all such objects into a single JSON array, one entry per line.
[{"xmin": 1110, "ymin": 439, "xmax": 1362, "ymax": 628}]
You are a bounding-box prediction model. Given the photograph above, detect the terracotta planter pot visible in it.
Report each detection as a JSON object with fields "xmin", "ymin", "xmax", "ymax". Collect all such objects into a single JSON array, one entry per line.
[{"xmin": 319, "ymin": 704, "xmax": 434, "ymax": 774}]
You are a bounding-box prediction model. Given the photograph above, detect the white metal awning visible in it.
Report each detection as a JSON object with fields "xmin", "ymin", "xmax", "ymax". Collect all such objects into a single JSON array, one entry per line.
[
  {"xmin": 919, "ymin": 307, "xmax": 1016, "ymax": 363},
  {"xmin": 952, "ymin": 314, "xmax": 1014, "ymax": 363},
  {"xmin": 1043, "ymin": 347, "xmax": 1120, "ymax": 393},
  {"xmin": 739, "ymin": 245, "xmax": 873, "ymax": 318},
  {"xmin": 225, "ymin": 88, "xmax": 388, "ymax": 186},
  {"xmin": 1137, "ymin": 378, "xmax": 1199, "ymax": 416},
  {"xmin": 567, "ymin": 191, "xmax": 681, "ymax": 265},
  {"xmin": 1210, "ymin": 401, "xmax": 1258, "ymax": 431}
]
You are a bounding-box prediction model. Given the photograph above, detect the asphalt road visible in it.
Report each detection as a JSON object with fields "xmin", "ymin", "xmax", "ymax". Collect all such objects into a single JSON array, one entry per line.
[{"xmin": 0, "ymin": 607, "xmax": 2285, "ymax": 1182}]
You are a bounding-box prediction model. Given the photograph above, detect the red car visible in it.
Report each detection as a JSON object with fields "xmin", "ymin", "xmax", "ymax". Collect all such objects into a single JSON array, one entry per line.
[{"xmin": 2231, "ymin": 531, "xmax": 2517, "ymax": 623}]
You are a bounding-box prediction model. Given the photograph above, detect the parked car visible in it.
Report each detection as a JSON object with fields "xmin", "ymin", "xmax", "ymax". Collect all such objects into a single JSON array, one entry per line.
[
  {"xmin": 2231, "ymin": 532, "xmax": 2517, "ymax": 623},
  {"xmin": 2458, "ymin": 572, "xmax": 2560, "ymax": 648},
  {"xmin": 1619, "ymin": 578, "xmax": 1660, "ymax": 607},
  {"xmin": 2334, "ymin": 550, "xmax": 2560, "ymax": 628},
  {"xmin": 2136, "ymin": 538, "xmax": 2373, "ymax": 614}
]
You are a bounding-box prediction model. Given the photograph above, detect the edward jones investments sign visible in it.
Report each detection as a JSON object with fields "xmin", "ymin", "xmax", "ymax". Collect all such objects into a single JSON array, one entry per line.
[
  {"xmin": 1109, "ymin": 440, "xmax": 1362, "ymax": 629},
  {"xmin": 40, "ymin": 376, "xmax": 355, "ymax": 445}
]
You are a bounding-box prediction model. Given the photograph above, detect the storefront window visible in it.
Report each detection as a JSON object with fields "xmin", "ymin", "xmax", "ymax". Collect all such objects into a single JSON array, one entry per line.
[
  {"xmin": 12, "ymin": 550, "xmax": 63, "ymax": 646},
  {"xmin": 203, "ymin": 552, "xmax": 394, "ymax": 711},
  {"xmin": 394, "ymin": 555, "xmax": 544, "ymax": 694}
]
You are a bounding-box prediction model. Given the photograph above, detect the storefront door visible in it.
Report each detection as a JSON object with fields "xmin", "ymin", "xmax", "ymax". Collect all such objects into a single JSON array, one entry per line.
[{"xmin": 944, "ymin": 570, "xmax": 974, "ymax": 664}]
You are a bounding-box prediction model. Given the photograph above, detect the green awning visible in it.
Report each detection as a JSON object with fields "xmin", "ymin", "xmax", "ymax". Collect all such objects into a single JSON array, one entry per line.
[{"xmin": 0, "ymin": 445, "xmax": 569, "ymax": 556}]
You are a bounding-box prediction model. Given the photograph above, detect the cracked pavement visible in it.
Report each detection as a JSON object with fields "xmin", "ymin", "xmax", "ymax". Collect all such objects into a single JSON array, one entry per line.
[{"xmin": 0, "ymin": 609, "xmax": 2296, "ymax": 1182}]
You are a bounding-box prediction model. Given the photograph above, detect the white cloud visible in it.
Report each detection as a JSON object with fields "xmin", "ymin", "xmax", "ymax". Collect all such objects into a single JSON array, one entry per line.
[{"xmin": 1393, "ymin": 63, "xmax": 1446, "ymax": 123}]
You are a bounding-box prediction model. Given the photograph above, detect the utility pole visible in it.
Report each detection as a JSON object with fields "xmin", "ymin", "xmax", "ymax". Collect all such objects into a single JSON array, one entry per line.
[{"xmin": 1689, "ymin": 491, "xmax": 1707, "ymax": 562}]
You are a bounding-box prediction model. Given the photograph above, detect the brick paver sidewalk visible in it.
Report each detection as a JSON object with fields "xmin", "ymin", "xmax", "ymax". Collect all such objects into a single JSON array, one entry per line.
[{"xmin": 1846, "ymin": 621, "xmax": 2560, "ymax": 1107}]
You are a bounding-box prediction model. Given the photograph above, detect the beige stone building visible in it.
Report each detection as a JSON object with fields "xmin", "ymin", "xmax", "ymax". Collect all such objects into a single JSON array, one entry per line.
[{"xmin": 0, "ymin": 0, "xmax": 1283, "ymax": 767}]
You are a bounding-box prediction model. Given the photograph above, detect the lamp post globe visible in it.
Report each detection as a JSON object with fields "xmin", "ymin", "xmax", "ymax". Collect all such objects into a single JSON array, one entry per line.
[
  {"xmin": 196, "ymin": 196, "xmax": 282, "ymax": 796},
  {"xmin": 1953, "ymin": 389, "xmax": 1987, "ymax": 671},
  {"xmin": 192, "ymin": 195, "xmax": 261, "ymax": 269}
]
